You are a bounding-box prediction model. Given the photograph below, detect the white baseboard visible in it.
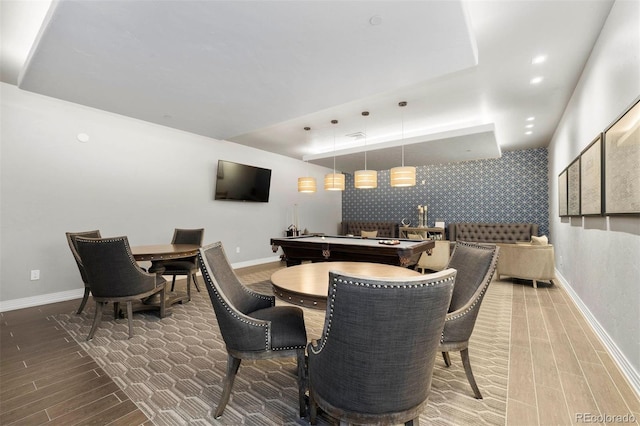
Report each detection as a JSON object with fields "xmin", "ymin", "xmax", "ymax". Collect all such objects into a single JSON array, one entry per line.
[
  {"xmin": 555, "ymin": 270, "xmax": 640, "ymax": 398},
  {"xmin": 0, "ymin": 256, "xmax": 281, "ymax": 313},
  {"xmin": 231, "ymin": 255, "xmax": 282, "ymax": 270},
  {"xmin": 0, "ymin": 289, "xmax": 85, "ymax": 313}
]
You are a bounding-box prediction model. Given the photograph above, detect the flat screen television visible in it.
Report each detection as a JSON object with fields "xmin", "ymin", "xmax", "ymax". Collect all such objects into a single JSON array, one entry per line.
[{"xmin": 214, "ymin": 160, "xmax": 272, "ymax": 202}]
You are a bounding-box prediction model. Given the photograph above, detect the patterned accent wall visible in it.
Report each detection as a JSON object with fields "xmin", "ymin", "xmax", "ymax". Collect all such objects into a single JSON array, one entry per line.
[{"xmin": 343, "ymin": 148, "xmax": 549, "ymax": 237}]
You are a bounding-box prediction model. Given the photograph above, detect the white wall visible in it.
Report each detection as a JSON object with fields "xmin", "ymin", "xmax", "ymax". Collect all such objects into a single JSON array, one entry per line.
[
  {"xmin": 0, "ymin": 83, "xmax": 341, "ymax": 306},
  {"xmin": 548, "ymin": 0, "xmax": 639, "ymax": 388}
]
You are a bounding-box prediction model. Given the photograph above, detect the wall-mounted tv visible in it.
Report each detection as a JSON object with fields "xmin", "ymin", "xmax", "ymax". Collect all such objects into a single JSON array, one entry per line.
[{"xmin": 214, "ymin": 160, "xmax": 272, "ymax": 202}]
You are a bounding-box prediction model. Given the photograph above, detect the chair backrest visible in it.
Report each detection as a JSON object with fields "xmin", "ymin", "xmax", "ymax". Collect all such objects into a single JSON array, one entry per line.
[
  {"xmin": 308, "ymin": 269, "xmax": 456, "ymax": 415},
  {"xmin": 171, "ymin": 228, "xmax": 204, "ymax": 245},
  {"xmin": 66, "ymin": 230, "xmax": 102, "ymax": 284},
  {"xmin": 445, "ymin": 241, "xmax": 499, "ymax": 315},
  {"xmin": 75, "ymin": 236, "xmax": 155, "ymax": 297},
  {"xmin": 198, "ymin": 242, "xmax": 275, "ymax": 351}
]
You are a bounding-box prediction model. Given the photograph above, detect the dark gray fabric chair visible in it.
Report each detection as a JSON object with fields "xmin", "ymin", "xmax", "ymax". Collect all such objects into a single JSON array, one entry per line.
[
  {"xmin": 198, "ymin": 242, "xmax": 307, "ymax": 419},
  {"xmin": 440, "ymin": 241, "xmax": 500, "ymax": 399},
  {"xmin": 66, "ymin": 230, "xmax": 102, "ymax": 314},
  {"xmin": 161, "ymin": 228, "xmax": 204, "ymax": 300},
  {"xmin": 307, "ymin": 269, "xmax": 457, "ymax": 426},
  {"xmin": 76, "ymin": 236, "xmax": 166, "ymax": 340}
]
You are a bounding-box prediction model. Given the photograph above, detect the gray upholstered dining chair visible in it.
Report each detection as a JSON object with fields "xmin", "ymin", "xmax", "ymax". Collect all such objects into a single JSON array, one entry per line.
[
  {"xmin": 75, "ymin": 236, "xmax": 167, "ymax": 340},
  {"xmin": 161, "ymin": 228, "xmax": 204, "ymax": 300},
  {"xmin": 439, "ymin": 241, "xmax": 500, "ymax": 399},
  {"xmin": 307, "ymin": 269, "xmax": 457, "ymax": 426},
  {"xmin": 66, "ymin": 230, "xmax": 101, "ymax": 314},
  {"xmin": 198, "ymin": 242, "xmax": 307, "ymax": 419}
]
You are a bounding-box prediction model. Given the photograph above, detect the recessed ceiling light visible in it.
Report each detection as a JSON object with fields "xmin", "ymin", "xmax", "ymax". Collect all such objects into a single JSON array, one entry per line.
[
  {"xmin": 526, "ymin": 116, "xmax": 535, "ymax": 121},
  {"xmin": 525, "ymin": 131, "xmax": 533, "ymax": 135},
  {"xmin": 530, "ymin": 76, "xmax": 544, "ymax": 85},
  {"xmin": 369, "ymin": 15, "xmax": 382, "ymax": 25},
  {"xmin": 532, "ymin": 55, "xmax": 547, "ymax": 65},
  {"xmin": 526, "ymin": 124, "xmax": 534, "ymax": 128}
]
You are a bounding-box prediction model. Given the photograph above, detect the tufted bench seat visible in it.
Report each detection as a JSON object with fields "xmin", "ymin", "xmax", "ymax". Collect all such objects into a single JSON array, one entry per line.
[
  {"xmin": 448, "ymin": 223, "xmax": 538, "ymax": 244},
  {"xmin": 340, "ymin": 221, "xmax": 399, "ymax": 238}
]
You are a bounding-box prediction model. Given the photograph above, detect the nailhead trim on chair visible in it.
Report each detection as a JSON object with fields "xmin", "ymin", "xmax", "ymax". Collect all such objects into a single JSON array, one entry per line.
[
  {"xmin": 312, "ymin": 274, "xmax": 456, "ymax": 354},
  {"xmin": 78, "ymin": 236, "xmax": 147, "ymax": 271},
  {"xmin": 440, "ymin": 241, "xmax": 498, "ymax": 342},
  {"xmin": 199, "ymin": 254, "xmax": 271, "ymax": 350},
  {"xmin": 273, "ymin": 345, "xmax": 306, "ymax": 351},
  {"xmin": 210, "ymin": 242, "xmax": 275, "ymax": 303}
]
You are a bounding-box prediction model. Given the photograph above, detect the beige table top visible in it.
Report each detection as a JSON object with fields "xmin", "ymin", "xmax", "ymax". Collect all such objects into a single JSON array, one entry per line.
[
  {"xmin": 270, "ymin": 261, "xmax": 421, "ymax": 309},
  {"xmin": 131, "ymin": 244, "xmax": 200, "ymax": 261}
]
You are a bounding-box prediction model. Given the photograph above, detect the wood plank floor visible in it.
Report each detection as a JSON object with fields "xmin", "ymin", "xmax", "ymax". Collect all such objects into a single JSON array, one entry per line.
[
  {"xmin": 1, "ymin": 267, "xmax": 639, "ymax": 425},
  {"xmin": 506, "ymin": 279, "xmax": 640, "ymax": 425},
  {"xmin": 0, "ymin": 299, "xmax": 151, "ymax": 426}
]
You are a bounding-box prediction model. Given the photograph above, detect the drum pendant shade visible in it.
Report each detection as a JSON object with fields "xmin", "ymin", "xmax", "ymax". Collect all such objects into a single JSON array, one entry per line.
[{"xmin": 298, "ymin": 177, "xmax": 317, "ymax": 192}]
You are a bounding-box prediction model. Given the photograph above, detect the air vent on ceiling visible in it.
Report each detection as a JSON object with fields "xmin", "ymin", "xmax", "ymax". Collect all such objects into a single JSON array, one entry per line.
[{"xmin": 345, "ymin": 132, "xmax": 366, "ymax": 140}]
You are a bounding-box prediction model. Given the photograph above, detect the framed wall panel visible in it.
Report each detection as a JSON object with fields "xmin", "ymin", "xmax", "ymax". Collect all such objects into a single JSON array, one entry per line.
[
  {"xmin": 567, "ymin": 158, "xmax": 580, "ymax": 216},
  {"xmin": 604, "ymin": 98, "xmax": 640, "ymax": 215},
  {"xmin": 580, "ymin": 134, "xmax": 603, "ymax": 216},
  {"xmin": 558, "ymin": 169, "xmax": 568, "ymax": 217}
]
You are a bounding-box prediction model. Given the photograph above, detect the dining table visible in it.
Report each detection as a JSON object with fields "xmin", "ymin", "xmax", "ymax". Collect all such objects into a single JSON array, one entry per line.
[
  {"xmin": 270, "ymin": 261, "xmax": 422, "ymax": 310},
  {"xmin": 131, "ymin": 243, "xmax": 201, "ymax": 315}
]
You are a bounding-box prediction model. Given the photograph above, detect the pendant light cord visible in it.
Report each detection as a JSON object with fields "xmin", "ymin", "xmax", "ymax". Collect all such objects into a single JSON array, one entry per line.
[
  {"xmin": 331, "ymin": 120, "xmax": 337, "ymax": 174},
  {"xmin": 399, "ymin": 101, "xmax": 406, "ymax": 166},
  {"xmin": 362, "ymin": 111, "xmax": 369, "ymax": 170}
]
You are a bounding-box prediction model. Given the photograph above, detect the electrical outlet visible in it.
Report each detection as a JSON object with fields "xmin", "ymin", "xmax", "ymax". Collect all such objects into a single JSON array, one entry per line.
[
  {"xmin": 30, "ymin": 270, "xmax": 40, "ymax": 280},
  {"xmin": 236, "ymin": 247, "xmax": 241, "ymax": 253}
]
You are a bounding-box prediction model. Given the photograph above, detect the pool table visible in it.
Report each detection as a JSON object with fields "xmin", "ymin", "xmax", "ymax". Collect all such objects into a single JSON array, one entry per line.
[{"xmin": 270, "ymin": 235, "xmax": 434, "ymax": 267}]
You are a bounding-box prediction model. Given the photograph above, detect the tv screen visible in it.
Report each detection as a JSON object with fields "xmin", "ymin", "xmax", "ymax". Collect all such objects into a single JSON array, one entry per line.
[{"xmin": 215, "ymin": 160, "xmax": 272, "ymax": 202}]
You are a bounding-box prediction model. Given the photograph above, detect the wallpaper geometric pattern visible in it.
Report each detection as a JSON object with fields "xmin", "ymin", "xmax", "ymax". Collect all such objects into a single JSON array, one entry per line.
[{"xmin": 343, "ymin": 148, "xmax": 549, "ymax": 237}]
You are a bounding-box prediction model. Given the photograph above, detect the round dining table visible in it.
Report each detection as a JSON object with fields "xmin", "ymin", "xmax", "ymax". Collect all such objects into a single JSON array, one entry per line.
[
  {"xmin": 271, "ymin": 261, "xmax": 422, "ymax": 310},
  {"xmin": 131, "ymin": 243, "xmax": 201, "ymax": 313}
]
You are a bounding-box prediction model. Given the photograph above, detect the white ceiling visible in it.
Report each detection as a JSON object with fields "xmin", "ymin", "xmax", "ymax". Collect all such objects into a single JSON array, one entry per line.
[{"xmin": 1, "ymin": 0, "xmax": 614, "ymax": 173}]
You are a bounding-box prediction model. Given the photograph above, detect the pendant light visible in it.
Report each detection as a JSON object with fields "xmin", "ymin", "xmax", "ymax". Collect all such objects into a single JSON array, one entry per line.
[
  {"xmin": 354, "ymin": 111, "xmax": 378, "ymax": 189},
  {"xmin": 324, "ymin": 119, "xmax": 345, "ymax": 191},
  {"xmin": 390, "ymin": 101, "xmax": 416, "ymax": 187},
  {"xmin": 297, "ymin": 127, "xmax": 317, "ymax": 193}
]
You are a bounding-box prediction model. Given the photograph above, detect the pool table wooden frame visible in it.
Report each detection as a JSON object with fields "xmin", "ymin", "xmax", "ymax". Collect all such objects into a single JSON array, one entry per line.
[{"xmin": 270, "ymin": 235, "xmax": 434, "ymax": 267}]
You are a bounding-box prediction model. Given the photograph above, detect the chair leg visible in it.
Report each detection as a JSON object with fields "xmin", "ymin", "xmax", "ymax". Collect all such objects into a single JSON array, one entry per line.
[
  {"xmin": 126, "ymin": 301, "xmax": 134, "ymax": 339},
  {"xmin": 309, "ymin": 392, "xmax": 318, "ymax": 425},
  {"xmin": 185, "ymin": 273, "xmax": 192, "ymax": 302},
  {"xmin": 170, "ymin": 275, "xmax": 176, "ymax": 292},
  {"xmin": 192, "ymin": 273, "xmax": 201, "ymax": 292},
  {"xmin": 87, "ymin": 301, "xmax": 105, "ymax": 341},
  {"xmin": 533, "ymin": 280, "xmax": 538, "ymax": 289},
  {"xmin": 460, "ymin": 348, "xmax": 483, "ymax": 399},
  {"xmin": 215, "ymin": 354, "xmax": 241, "ymax": 418},
  {"xmin": 296, "ymin": 348, "xmax": 306, "ymax": 418},
  {"xmin": 442, "ymin": 351, "xmax": 451, "ymax": 367},
  {"xmin": 77, "ymin": 287, "xmax": 90, "ymax": 314}
]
